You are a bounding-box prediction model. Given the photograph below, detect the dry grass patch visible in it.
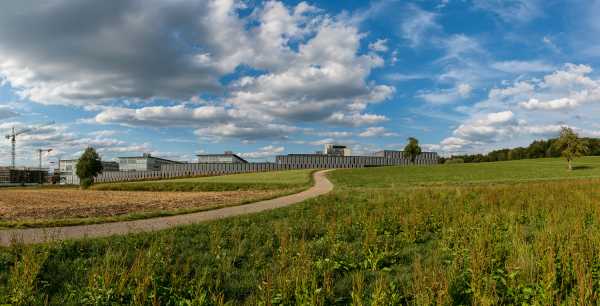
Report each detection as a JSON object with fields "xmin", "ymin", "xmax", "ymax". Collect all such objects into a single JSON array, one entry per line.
[{"xmin": 0, "ymin": 188, "xmax": 297, "ymax": 228}]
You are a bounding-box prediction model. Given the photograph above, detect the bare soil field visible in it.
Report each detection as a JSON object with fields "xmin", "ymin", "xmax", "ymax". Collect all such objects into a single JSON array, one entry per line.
[{"xmin": 0, "ymin": 188, "xmax": 290, "ymax": 222}]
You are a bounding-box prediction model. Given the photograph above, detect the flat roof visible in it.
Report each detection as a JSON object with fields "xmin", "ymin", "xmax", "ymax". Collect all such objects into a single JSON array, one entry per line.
[
  {"xmin": 197, "ymin": 153, "xmax": 248, "ymax": 163},
  {"xmin": 117, "ymin": 156, "xmax": 183, "ymax": 163}
]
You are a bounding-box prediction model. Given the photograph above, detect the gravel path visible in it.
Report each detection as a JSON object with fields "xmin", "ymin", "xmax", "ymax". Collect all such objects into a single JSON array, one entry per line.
[{"xmin": 0, "ymin": 170, "xmax": 333, "ymax": 246}]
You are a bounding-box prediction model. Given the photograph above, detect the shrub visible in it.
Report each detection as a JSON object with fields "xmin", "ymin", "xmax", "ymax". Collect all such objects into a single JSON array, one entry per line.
[{"xmin": 80, "ymin": 178, "xmax": 93, "ymax": 189}]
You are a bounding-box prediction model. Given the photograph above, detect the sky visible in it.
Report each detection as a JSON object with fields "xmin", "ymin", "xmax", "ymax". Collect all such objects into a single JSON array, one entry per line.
[{"xmin": 2, "ymin": 0, "xmax": 600, "ymax": 166}]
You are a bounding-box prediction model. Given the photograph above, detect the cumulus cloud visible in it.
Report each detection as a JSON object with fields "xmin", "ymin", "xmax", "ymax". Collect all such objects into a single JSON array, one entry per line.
[
  {"xmin": 94, "ymin": 105, "xmax": 235, "ymax": 127},
  {"xmin": 0, "ymin": 0, "xmax": 252, "ymax": 105},
  {"xmin": 238, "ymin": 145, "xmax": 285, "ymax": 159},
  {"xmin": 4, "ymin": 1, "xmax": 397, "ymax": 141},
  {"xmin": 358, "ymin": 126, "xmax": 398, "ymax": 137},
  {"xmin": 325, "ymin": 112, "xmax": 388, "ymax": 126},
  {"xmin": 368, "ymin": 39, "xmax": 389, "ymax": 52},
  {"xmin": 437, "ymin": 63, "xmax": 600, "ymax": 154},
  {"xmin": 194, "ymin": 123, "xmax": 298, "ymax": 141}
]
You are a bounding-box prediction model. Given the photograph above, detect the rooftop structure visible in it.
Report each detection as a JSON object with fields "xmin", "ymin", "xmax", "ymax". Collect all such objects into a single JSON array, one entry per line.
[
  {"xmin": 197, "ymin": 151, "xmax": 248, "ymax": 164},
  {"xmin": 324, "ymin": 144, "xmax": 351, "ymax": 156},
  {"xmin": 118, "ymin": 153, "xmax": 183, "ymax": 172}
]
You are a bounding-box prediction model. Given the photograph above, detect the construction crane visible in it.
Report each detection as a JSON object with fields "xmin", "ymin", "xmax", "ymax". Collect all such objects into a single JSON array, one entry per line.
[
  {"xmin": 4, "ymin": 121, "xmax": 55, "ymax": 168},
  {"xmin": 37, "ymin": 148, "xmax": 53, "ymax": 169}
]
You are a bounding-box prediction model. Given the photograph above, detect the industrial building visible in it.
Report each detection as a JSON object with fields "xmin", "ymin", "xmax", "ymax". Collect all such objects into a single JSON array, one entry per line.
[
  {"xmin": 275, "ymin": 150, "xmax": 438, "ymax": 168},
  {"xmin": 59, "ymin": 159, "xmax": 119, "ymax": 185},
  {"xmin": 55, "ymin": 145, "xmax": 440, "ymax": 184},
  {"xmin": 197, "ymin": 151, "xmax": 248, "ymax": 164},
  {"xmin": 374, "ymin": 150, "xmax": 438, "ymax": 160},
  {"xmin": 0, "ymin": 167, "xmax": 48, "ymax": 185},
  {"xmin": 117, "ymin": 153, "xmax": 182, "ymax": 171}
]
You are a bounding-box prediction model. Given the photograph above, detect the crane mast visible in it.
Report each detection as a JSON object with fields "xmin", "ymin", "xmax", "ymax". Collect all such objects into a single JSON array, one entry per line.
[
  {"xmin": 4, "ymin": 121, "xmax": 54, "ymax": 168},
  {"xmin": 37, "ymin": 149, "xmax": 53, "ymax": 169}
]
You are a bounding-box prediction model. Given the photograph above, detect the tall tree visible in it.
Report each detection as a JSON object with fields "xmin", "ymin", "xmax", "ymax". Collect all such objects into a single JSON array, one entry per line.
[
  {"xmin": 553, "ymin": 127, "xmax": 589, "ymax": 170},
  {"xmin": 76, "ymin": 147, "xmax": 103, "ymax": 188},
  {"xmin": 404, "ymin": 137, "xmax": 422, "ymax": 164}
]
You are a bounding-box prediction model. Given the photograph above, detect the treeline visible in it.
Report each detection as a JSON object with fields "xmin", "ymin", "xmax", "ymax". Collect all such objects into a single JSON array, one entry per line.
[{"xmin": 441, "ymin": 137, "xmax": 600, "ymax": 163}]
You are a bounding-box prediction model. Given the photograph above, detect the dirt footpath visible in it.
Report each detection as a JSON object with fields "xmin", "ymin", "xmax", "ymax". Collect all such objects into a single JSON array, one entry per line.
[{"xmin": 0, "ymin": 189, "xmax": 287, "ymax": 221}]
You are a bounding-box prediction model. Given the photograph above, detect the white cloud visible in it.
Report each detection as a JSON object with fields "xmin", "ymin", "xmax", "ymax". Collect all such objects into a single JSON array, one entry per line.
[
  {"xmin": 401, "ymin": 5, "xmax": 440, "ymax": 47},
  {"xmin": 0, "ymin": 0, "xmax": 392, "ymax": 143},
  {"xmin": 437, "ymin": 63, "xmax": 600, "ymax": 154},
  {"xmin": 0, "ymin": 0, "xmax": 251, "ymax": 105},
  {"xmin": 0, "ymin": 121, "xmax": 155, "ymax": 166},
  {"xmin": 473, "ymin": 0, "xmax": 543, "ymax": 23},
  {"xmin": 520, "ymin": 98, "xmax": 579, "ymax": 110},
  {"xmin": 385, "ymin": 73, "xmax": 428, "ymax": 82},
  {"xmin": 194, "ymin": 123, "xmax": 298, "ymax": 141},
  {"xmin": 368, "ymin": 39, "xmax": 389, "ymax": 52},
  {"xmin": 325, "ymin": 112, "xmax": 388, "ymax": 126},
  {"xmin": 358, "ymin": 126, "xmax": 398, "ymax": 137},
  {"xmin": 238, "ymin": 145, "xmax": 285, "ymax": 159},
  {"xmin": 94, "ymin": 105, "xmax": 236, "ymax": 126},
  {"xmin": 417, "ymin": 83, "xmax": 472, "ymax": 105},
  {"xmin": 491, "ymin": 60, "xmax": 554, "ymax": 73}
]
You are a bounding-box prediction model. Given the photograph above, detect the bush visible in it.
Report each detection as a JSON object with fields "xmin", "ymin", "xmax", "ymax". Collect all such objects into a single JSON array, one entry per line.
[
  {"xmin": 80, "ymin": 178, "xmax": 93, "ymax": 189},
  {"xmin": 445, "ymin": 158, "xmax": 464, "ymax": 164}
]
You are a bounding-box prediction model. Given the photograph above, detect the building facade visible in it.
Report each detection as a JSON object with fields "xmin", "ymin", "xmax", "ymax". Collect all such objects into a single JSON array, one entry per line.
[
  {"xmin": 275, "ymin": 150, "xmax": 439, "ymax": 168},
  {"xmin": 118, "ymin": 153, "xmax": 182, "ymax": 171},
  {"xmin": 374, "ymin": 150, "xmax": 438, "ymax": 160},
  {"xmin": 59, "ymin": 159, "xmax": 120, "ymax": 184},
  {"xmin": 196, "ymin": 151, "xmax": 248, "ymax": 164},
  {"xmin": 0, "ymin": 167, "xmax": 48, "ymax": 185}
]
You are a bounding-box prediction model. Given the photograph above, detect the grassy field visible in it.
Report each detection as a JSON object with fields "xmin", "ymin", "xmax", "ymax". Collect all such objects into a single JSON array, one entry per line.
[
  {"xmin": 4, "ymin": 158, "xmax": 600, "ymax": 304},
  {"xmin": 92, "ymin": 169, "xmax": 315, "ymax": 192}
]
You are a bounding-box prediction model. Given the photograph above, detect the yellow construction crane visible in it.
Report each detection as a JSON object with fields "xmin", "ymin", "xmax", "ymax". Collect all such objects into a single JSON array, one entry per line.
[{"xmin": 4, "ymin": 121, "xmax": 55, "ymax": 168}]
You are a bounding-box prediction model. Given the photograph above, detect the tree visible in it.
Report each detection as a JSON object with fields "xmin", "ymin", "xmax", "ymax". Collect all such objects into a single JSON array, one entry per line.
[
  {"xmin": 76, "ymin": 147, "xmax": 103, "ymax": 188},
  {"xmin": 552, "ymin": 127, "xmax": 589, "ymax": 170},
  {"xmin": 404, "ymin": 137, "xmax": 422, "ymax": 164}
]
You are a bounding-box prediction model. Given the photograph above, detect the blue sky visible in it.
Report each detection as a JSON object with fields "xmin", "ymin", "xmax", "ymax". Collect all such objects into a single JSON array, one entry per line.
[{"xmin": 2, "ymin": 0, "xmax": 600, "ymax": 166}]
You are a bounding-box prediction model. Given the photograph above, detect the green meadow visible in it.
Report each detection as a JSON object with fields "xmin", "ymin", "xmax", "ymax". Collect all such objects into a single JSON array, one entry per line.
[
  {"xmin": 4, "ymin": 158, "xmax": 600, "ymax": 304},
  {"xmin": 92, "ymin": 169, "xmax": 315, "ymax": 192}
]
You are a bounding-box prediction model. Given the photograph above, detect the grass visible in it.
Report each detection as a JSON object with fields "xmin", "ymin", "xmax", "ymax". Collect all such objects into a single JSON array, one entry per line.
[
  {"xmin": 333, "ymin": 156, "xmax": 600, "ymax": 188},
  {"xmin": 92, "ymin": 169, "xmax": 315, "ymax": 192},
  {"xmin": 4, "ymin": 158, "xmax": 600, "ymax": 304}
]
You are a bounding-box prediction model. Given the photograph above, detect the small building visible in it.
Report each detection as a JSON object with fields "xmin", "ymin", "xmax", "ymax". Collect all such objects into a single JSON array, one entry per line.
[
  {"xmin": 197, "ymin": 151, "xmax": 248, "ymax": 164},
  {"xmin": 117, "ymin": 153, "xmax": 182, "ymax": 172},
  {"xmin": 324, "ymin": 144, "xmax": 351, "ymax": 156}
]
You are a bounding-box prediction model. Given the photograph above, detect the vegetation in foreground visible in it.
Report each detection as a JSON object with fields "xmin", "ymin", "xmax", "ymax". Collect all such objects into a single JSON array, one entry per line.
[
  {"xmin": 3, "ymin": 158, "xmax": 600, "ymax": 304},
  {"xmin": 92, "ymin": 169, "xmax": 315, "ymax": 192}
]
